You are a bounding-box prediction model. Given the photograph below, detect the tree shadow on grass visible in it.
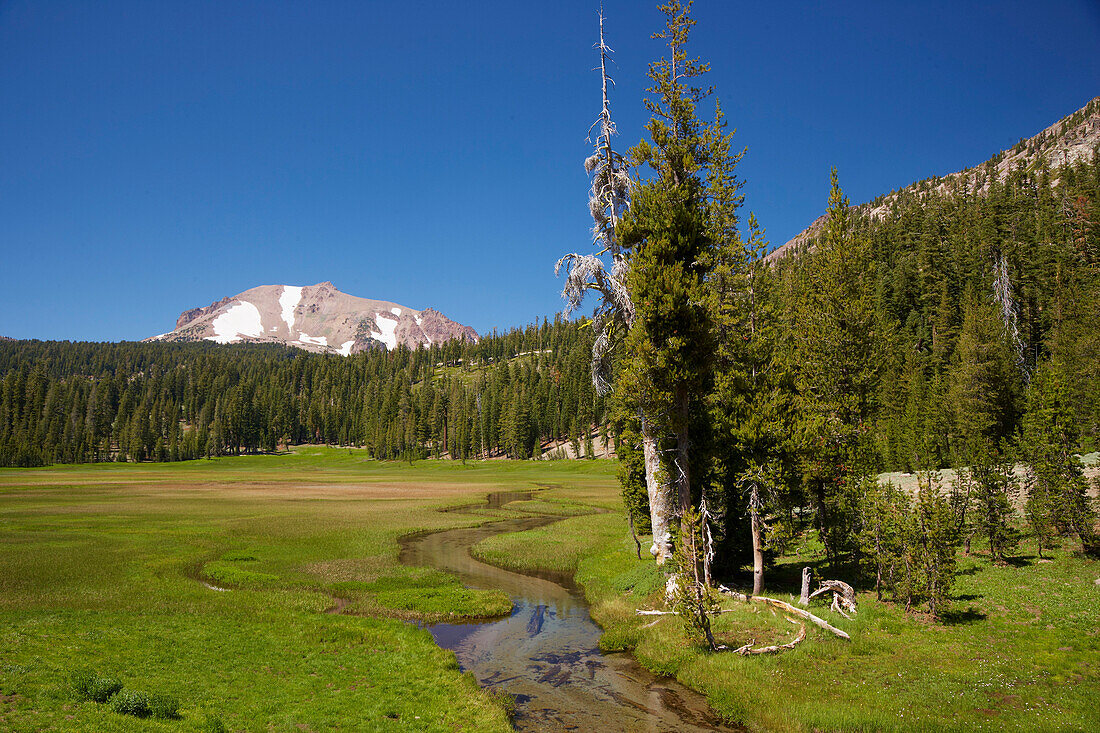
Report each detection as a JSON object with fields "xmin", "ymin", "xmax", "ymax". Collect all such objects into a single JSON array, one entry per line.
[
  {"xmin": 722, "ymin": 558, "xmax": 844, "ymax": 597},
  {"xmin": 940, "ymin": 606, "xmax": 987, "ymax": 625}
]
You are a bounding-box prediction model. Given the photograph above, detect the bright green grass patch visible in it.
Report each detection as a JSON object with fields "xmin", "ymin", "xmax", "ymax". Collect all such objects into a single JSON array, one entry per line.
[
  {"xmin": 1, "ymin": 608, "xmax": 509, "ymax": 731},
  {"xmin": 202, "ymin": 560, "xmax": 281, "ymax": 589},
  {"xmin": 507, "ymin": 498, "xmax": 594, "ymax": 516},
  {"xmin": 371, "ymin": 586, "xmax": 512, "ymax": 619},
  {"xmin": 332, "ymin": 567, "xmax": 513, "ymax": 621},
  {"xmin": 471, "ymin": 511, "xmax": 624, "ymax": 573}
]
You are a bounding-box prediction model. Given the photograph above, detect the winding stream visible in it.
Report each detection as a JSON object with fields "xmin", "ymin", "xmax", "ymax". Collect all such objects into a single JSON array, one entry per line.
[{"xmin": 399, "ymin": 490, "xmax": 736, "ymax": 732}]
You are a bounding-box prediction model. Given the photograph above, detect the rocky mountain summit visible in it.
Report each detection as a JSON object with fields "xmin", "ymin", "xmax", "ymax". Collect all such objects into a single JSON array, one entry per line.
[
  {"xmin": 768, "ymin": 96, "xmax": 1100, "ymax": 263},
  {"xmin": 146, "ymin": 282, "xmax": 478, "ymax": 355}
]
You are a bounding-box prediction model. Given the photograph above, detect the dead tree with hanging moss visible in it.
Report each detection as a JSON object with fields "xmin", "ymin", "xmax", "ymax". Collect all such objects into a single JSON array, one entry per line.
[{"xmin": 557, "ymin": 9, "xmax": 677, "ymax": 563}]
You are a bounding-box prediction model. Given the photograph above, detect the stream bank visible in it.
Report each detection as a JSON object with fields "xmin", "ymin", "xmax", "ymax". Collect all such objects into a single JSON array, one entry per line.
[{"xmin": 399, "ymin": 490, "xmax": 736, "ymax": 732}]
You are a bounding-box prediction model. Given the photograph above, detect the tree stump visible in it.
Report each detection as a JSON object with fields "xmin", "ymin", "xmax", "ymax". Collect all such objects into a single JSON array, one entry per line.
[{"xmin": 799, "ymin": 567, "xmax": 812, "ymax": 606}]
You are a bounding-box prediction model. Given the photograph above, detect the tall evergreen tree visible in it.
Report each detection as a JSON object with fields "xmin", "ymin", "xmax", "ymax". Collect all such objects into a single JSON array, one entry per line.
[
  {"xmin": 617, "ymin": 0, "xmax": 732, "ymax": 563},
  {"xmin": 789, "ymin": 169, "xmax": 884, "ymax": 562},
  {"xmin": 1019, "ymin": 361, "xmax": 1097, "ymax": 552}
]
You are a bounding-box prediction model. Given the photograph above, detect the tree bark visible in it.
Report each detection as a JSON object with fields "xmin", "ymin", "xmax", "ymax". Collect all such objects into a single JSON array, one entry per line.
[
  {"xmin": 799, "ymin": 566, "xmax": 812, "ymax": 606},
  {"xmin": 642, "ymin": 417, "xmax": 672, "ymax": 564},
  {"xmin": 751, "ymin": 494, "xmax": 764, "ymax": 596}
]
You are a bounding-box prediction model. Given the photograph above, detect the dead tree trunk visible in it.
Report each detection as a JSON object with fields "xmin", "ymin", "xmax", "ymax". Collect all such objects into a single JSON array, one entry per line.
[
  {"xmin": 642, "ymin": 416, "xmax": 672, "ymax": 564},
  {"xmin": 718, "ymin": 586, "xmax": 850, "ymax": 640},
  {"xmin": 799, "ymin": 567, "xmax": 812, "ymax": 606},
  {"xmin": 701, "ymin": 496, "xmax": 716, "ymax": 587},
  {"xmin": 750, "ymin": 483, "xmax": 764, "ymax": 595}
]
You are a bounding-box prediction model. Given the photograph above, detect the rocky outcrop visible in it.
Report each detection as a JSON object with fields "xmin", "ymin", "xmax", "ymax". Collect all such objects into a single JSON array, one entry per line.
[
  {"xmin": 176, "ymin": 297, "xmax": 232, "ymax": 330},
  {"xmin": 417, "ymin": 308, "xmax": 480, "ymax": 346}
]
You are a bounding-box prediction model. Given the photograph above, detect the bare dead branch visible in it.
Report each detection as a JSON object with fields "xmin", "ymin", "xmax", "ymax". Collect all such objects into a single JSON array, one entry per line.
[{"xmin": 717, "ymin": 585, "xmax": 851, "ymax": 640}]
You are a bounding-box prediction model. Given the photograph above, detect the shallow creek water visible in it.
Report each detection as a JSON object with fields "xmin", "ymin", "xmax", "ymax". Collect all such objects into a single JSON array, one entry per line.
[{"xmin": 398, "ymin": 490, "xmax": 735, "ymax": 732}]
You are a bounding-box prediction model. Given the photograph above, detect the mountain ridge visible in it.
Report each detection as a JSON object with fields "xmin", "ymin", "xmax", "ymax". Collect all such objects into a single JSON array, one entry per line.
[{"xmin": 767, "ymin": 96, "xmax": 1100, "ymax": 263}]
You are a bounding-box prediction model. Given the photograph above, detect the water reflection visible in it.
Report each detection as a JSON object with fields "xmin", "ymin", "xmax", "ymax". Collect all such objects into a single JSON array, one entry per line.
[{"xmin": 399, "ymin": 492, "xmax": 737, "ymax": 732}]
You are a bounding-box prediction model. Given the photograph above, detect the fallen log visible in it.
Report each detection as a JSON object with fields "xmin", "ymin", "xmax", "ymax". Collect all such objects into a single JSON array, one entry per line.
[
  {"xmin": 716, "ymin": 585, "xmax": 851, "ymax": 640},
  {"xmin": 809, "ymin": 579, "xmax": 858, "ymax": 616},
  {"xmin": 633, "ymin": 610, "xmax": 809, "ymax": 654}
]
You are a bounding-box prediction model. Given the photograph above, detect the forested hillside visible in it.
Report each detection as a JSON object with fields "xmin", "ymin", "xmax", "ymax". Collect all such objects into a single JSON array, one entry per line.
[
  {"xmin": 0, "ymin": 319, "xmax": 608, "ymax": 467},
  {"xmin": 774, "ymin": 143, "xmax": 1100, "ymax": 469},
  {"xmin": 605, "ymin": 127, "xmax": 1099, "ymax": 602},
  {"xmin": 667, "ymin": 141, "xmax": 1100, "ymax": 599}
]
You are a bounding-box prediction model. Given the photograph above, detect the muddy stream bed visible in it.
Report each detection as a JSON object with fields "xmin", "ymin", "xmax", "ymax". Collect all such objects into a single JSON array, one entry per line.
[{"xmin": 398, "ymin": 490, "xmax": 735, "ymax": 732}]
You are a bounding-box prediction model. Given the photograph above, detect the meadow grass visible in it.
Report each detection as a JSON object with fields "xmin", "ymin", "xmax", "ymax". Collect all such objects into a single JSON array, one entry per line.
[
  {"xmin": 5, "ymin": 450, "xmax": 1097, "ymax": 731},
  {"xmin": 475, "ymin": 486, "xmax": 1100, "ymax": 732},
  {"xmin": 0, "ymin": 449, "xmax": 612, "ymax": 732}
]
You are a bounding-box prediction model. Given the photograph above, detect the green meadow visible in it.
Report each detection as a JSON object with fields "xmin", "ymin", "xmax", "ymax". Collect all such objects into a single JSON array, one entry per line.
[
  {"xmin": 3, "ymin": 449, "xmax": 1098, "ymax": 732},
  {"xmin": 0, "ymin": 448, "xmax": 612, "ymax": 732}
]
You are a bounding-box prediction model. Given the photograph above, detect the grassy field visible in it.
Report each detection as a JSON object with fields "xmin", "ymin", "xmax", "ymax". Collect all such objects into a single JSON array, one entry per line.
[
  {"xmin": 472, "ymin": 483, "xmax": 1100, "ymax": 732},
  {"xmin": 4, "ymin": 451, "xmax": 1098, "ymax": 732},
  {"xmin": 0, "ymin": 449, "xmax": 614, "ymax": 732}
]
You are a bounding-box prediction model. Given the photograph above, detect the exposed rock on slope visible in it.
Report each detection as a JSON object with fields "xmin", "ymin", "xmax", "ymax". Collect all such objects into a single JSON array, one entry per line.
[
  {"xmin": 147, "ymin": 282, "xmax": 479, "ymax": 355},
  {"xmin": 767, "ymin": 96, "xmax": 1100, "ymax": 263}
]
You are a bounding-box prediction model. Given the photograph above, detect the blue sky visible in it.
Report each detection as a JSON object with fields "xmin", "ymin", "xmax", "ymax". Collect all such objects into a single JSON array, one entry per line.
[{"xmin": 1, "ymin": 0, "xmax": 1098, "ymax": 341}]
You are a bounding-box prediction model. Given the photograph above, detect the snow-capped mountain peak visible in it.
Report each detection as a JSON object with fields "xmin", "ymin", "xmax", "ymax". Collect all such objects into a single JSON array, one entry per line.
[{"xmin": 146, "ymin": 282, "xmax": 478, "ymax": 355}]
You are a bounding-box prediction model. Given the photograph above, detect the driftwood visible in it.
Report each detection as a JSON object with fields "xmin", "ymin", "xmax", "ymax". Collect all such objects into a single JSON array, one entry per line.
[
  {"xmin": 642, "ymin": 585, "xmax": 853, "ymax": 642},
  {"xmin": 634, "ymin": 610, "xmax": 808, "ymax": 653},
  {"xmin": 808, "ymin": 579, "xmax": 858, "ymax": 618},
  {"xmin": 717, "ymin": 585, "xmax": 851, "ymax": 640}
]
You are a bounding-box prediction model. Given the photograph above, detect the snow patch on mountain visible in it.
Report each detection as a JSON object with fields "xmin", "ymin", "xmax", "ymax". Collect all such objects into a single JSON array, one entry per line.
[
  {"xmin": 280, "ymin": 286, "xmax": 303, "ymax": 331},
  {"xmin": 298, "ymin": 333, "xmax": 327, "ymax": 347},
  {"xmin": 374, "ymin": 312, "xmax": 398, "ymax": 350},
  {"xmin": 337, "ymin": 340, "xmax": 355, "ymax": 356},
  {"xmin": 206, "ymin": 301, "xmax": 264, "ymax": 344},
  {"xmin": 391, "ymin": 307, "xmax": 401, "ymax": 315}
]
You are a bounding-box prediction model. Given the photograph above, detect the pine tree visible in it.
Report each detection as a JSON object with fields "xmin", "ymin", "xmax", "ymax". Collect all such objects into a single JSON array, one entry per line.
[
  {"xmin": 913, "ymin": 472, "xmax": 958, "ymax": 618},
  {"xmin": 617, "ymin": 0, "xmax": 730, "ymax": 563},
  {"xmin": 1019, "ymin": 361, "xmax": 1097, "ymax": 552},
  {"xmin": 969, "ymin": 457, "xmax": 1020, "ymax": 561},
  {"xmin": 790, "ymin": 169, "xmax": 883, "ymax": 562},
  {"xmin": 949, "ymin": 288, "xmax": 1019, "ymax": 460}
]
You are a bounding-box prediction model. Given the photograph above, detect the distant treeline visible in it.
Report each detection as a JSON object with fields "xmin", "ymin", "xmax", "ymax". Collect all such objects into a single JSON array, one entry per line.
[{"xmin": 0, "ymin": 318, "xmax": 609, "ymax": 467}]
